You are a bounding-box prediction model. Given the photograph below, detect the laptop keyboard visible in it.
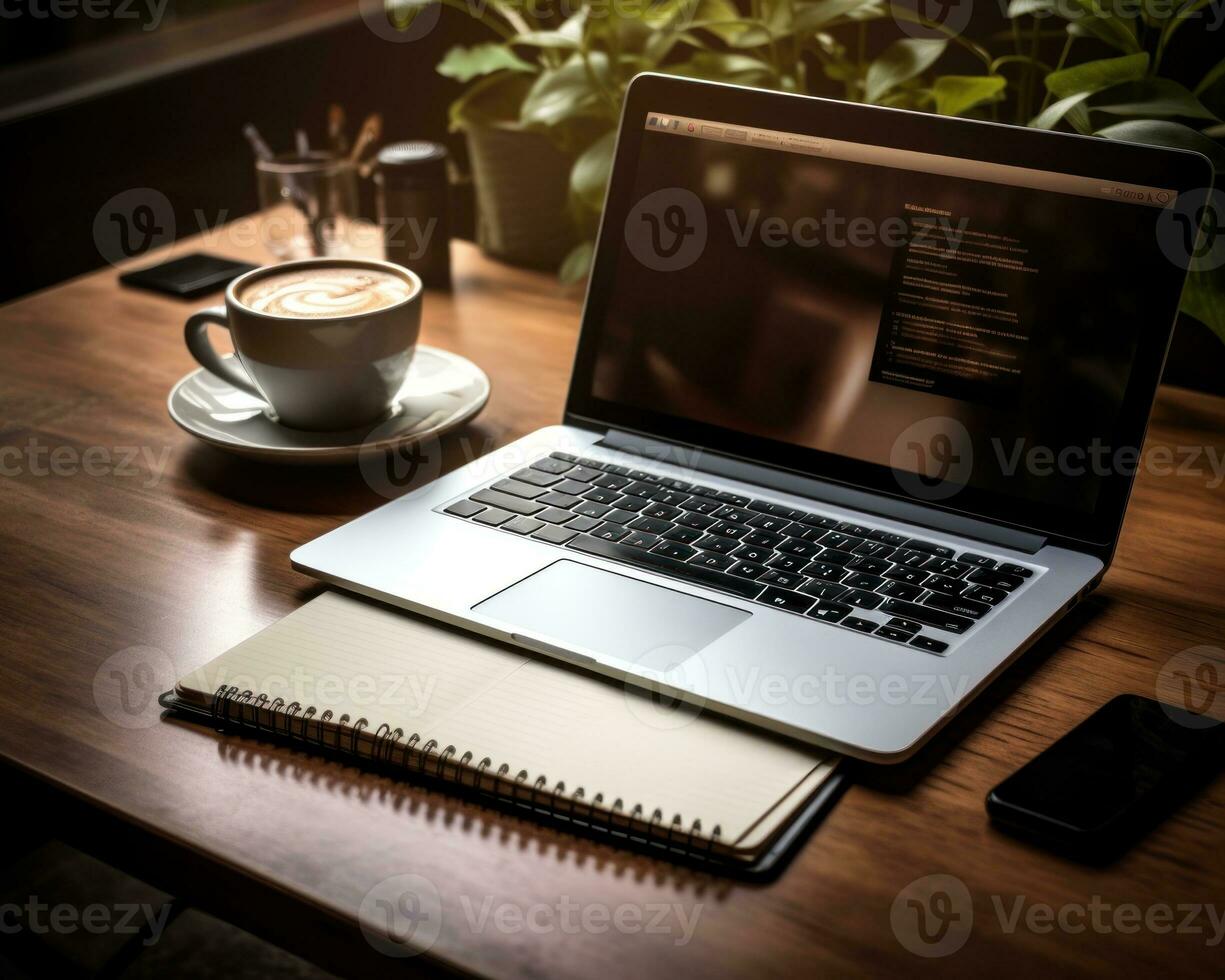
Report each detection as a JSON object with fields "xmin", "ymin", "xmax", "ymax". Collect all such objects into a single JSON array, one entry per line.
[{"xmin": 440, "ymin": 453, "xmax": 1038, "ymax": 656}]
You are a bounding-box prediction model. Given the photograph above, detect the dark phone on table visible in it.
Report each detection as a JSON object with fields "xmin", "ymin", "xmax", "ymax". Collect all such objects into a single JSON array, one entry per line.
[
  {"xmin": 986, "ymin": 695, "xmax": 1224, "ymax": 861},
  {"xmin": 119, "ymin": 253, "xmax": 258, "ymax": 299}
]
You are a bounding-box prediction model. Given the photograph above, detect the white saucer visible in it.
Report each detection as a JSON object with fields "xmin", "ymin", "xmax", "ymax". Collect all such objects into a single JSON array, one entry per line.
[{"xmin": 168, "ymin": 346, "xmax": 490, "ymax": 465}]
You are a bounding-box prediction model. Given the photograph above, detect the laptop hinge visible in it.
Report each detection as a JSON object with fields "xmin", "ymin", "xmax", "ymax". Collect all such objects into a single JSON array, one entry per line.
[{"xmin": 597, "ymin": 428, "xmax": 1048, "ymax": 554}]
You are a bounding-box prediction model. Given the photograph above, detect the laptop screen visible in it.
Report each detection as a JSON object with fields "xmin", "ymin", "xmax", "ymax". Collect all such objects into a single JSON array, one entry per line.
[{"xmin": 572, "ymin": 93, "xmax": 1200, "ymax": 545}]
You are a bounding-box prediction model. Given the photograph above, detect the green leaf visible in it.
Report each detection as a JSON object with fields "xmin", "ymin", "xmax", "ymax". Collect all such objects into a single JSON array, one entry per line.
[
  {"xmin": 1195, "ymin": 57, "xmax": 1225, "ymax": 97},
  {"xmin": 519, "ymin": 53, "xmax": 611, "ymax": 129},
  {"xmin": 933, "ymin": 75, "xmax": 1007, "ymax": 116},
  {"xmin": 570, "ymin": 131, "xmax": 617, "ymax": 213},
  {"xmin": 559, "ymin": 240, "xmax": 595, "ymax": 285},
  {"xmin": 663, "ymin": 52, "xmax": 775, "ymax": 86},
  {"xmin": 1095, "ymin": 120, "xmax": 1225, "ymax": 171},
  {"xmin": 1093, "ymin": 80, "xmax": 1221, "ymax": 122},
  {"xmin": 1009, "ymin": 0, "xmax": 1140, "ymax": 53},
  {"xmin": 1045, "ymin": 52, "xmax": 1149, "ymax": 100},
  {"xmin": 437, "ymin": 44, "xmax": 534, "ymax": 84},
  {"xmin": 865, "ymin": 39, "xmax": 948, "ymax": 104},
  {"xmin": 514, "ymin": 31, "xmax": 581, "ymax": 50},
  {"xmin": 793, "ymin": 0, "xmax": 879, "ymax": 32},
  {"xmin": 1030, "ymin": 91, "xmax": 1093, "ymax": 129}
]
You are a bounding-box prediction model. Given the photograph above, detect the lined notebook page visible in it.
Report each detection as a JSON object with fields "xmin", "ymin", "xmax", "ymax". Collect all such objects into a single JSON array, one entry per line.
[{"xmin": 177, "ymin": 592, "xmax": 835, "ymax": 848}]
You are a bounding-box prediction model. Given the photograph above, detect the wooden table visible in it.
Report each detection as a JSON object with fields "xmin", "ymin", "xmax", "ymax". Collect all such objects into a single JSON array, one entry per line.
[{"xmin": 2, "ymin": 215, "xmax": 1223, "ymax": 978}]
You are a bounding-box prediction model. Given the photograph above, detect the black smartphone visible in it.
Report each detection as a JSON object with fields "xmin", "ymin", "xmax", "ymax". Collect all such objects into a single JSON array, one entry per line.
[
  {"xmin": 119, "ymin": 253, "xmax": 258, "ymax": 299},
  {"xmin": 986, "ymin": 695, "xmax": 1224, "ymax": 861}
]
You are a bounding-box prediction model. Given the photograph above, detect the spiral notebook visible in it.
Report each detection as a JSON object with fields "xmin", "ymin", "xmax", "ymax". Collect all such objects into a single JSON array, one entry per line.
[{"xmin": 162, "ymin": 592, "xmax": 841, "ymax": 872}]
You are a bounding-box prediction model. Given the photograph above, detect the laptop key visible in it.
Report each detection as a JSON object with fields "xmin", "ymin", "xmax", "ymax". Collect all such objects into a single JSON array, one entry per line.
[
  {"xmin": 663, "ymin": 526, "xmax": 703, "ymax": 544},
  {"xmin": 925, "ymin": 574, "xmax": 966, "ymax": 596},
  {"xmin": 565, "ymin": 536, "xmax": 765, "ymax": 600},
  {"xmin": 848, "ymin": 556, "xmax": 891, "ymax": 575},
  {"xmin": 652, "ymin": 541, "xmax": 697, "ymax": 562},
  {"xmin": 883, "ymin": 566, "xmax": 928, "ymax": 586},
  {"xmin": 852, "ymin": 541, "xmax": 895, "ymax": 560},
  {"xmin": 473, "ymin": 507, "xmax": 515, "ymax": 527},
  {"xmin": 573, "ymin": 500, "xmax": 611, "ymax": 520},
  {"xmin": 819, "ymin": 531, "xmax": 864, "ymax": 551},
  {"xmin": 602, "ymin": 509, "xmax": 639, "ymax": 525},
  {"xmin": 806, "ymin": 600, "xmax": 852, "ymax": 623},
  {"xmin": 904, "ymin": 538, "xmax": 955, "ymax": 558},
  {"xmin": 503, "ymin": 516, "xmax": 545, "ymax": 535},
  {"xmin": 892, "ymin": 549, "xmax": 930, "ymax": 567},
  {"xmin": 694, "ymin": 534, "xmax": 739, "ymax": 555},
  {"xmin": 876, "ymin": 626, "xmax": 913, "ymax": 643},
  {"xmin": 868, "ymin": 530, "xmax": 908, "ymax": 546},
  {"xmin": 759, "ymin": 570, "xmax": 805, "ymax": 589},
  {"xmin": 747, "ymin": 514, "xmax": 791, "ymax": 534},
  {"xmin": 713, "ymin": 505, "xmax": 754, "ymax": 524},
  {"xmin": 777, "ymin": 538, "xmax": 820, "ymax": 559},
  {"xmin": 676, "ymin": 512, "xmax": 716, "ymax": 531},
  {"xmin": 714, "ymin": 492, "xmax": 751, "ymax": 506},
  {"xmin": 445, "ymin": 500, "xmax": 486, "ymax": 518},
  {"xmin": 756, "ymin": 587, "xmax": 813, "ymax": 614},
  {"xmin": 614, "ymin": 494, "xmax": 651, "ymax": 513},
  {"xmin": 958, "ymin": 553, "xmax": 997, "ymax": 569},
  {"xmin": 492, "ymin": 479, "xmax": 549, "ymax": 500},
  {"xmin": 592, "ymin": 522, "xmax": 631, "ymax": 542},
  {"xmin": 691, "ymin": 552, "xmax": 736, "ymax": 571},
  {"xmin": 966, "ymin": 569, "xmax": 1024, "ymax": 591},
  {"xmin": 532, "ymin": 525, "xmax": 577, "ymax": 545},
  {"xmin": 744, "ymin": 530, "xmax": 783, "ymax": 548},
  {"xmin": 910, "ymin": 635, "xmax": 950, "ymax": 655},
  {"xmin": 643, "ymin": 503, "xmax": 682, "ymax": 521},
  {"xmin": 583, "ymin": 487, "xmax": 622, "ymax": 505},
  {"xmin": 624, "ymin": 481, "xmax": 659, "ymax": 497},
  {"xmin": 511, "ymin": 468, "xmax": 562, "ymax": 488},
  {"xmin": 765, "ymin": 554, "xmax": 806, "ymax": 573},
  {"xmin": 629, "ymin": 515, "xmax": 673, "ymax": 535},
  {"xmin": 679, "ymin": 497, "xmax": 721, "ymax": 515},
  {"xmin": 997, "ymin": 563, "xmax": 1033, "ymax": 579},
  {"xmin": 923, "ymin": 557, "xmax": 972, "ymax": 578},
  {"xmin": 800, "ymin": 581, "xmax": 849, "ymax": 601},
  {"xmin": 844, "ymin": 572, "xmax": 885, "ymax": 591},
  {"xmin": 567, "ymin": 465, "xmax": 603, "ymax": 482},
  {"xmin": 549, "ymin": 452, "xmax": 577, "ymax": 463},
  {"xmin": 652, "ymin": 490, "xmax": 691, "ymax": 507},
  {"xmin": 842, "ymin": 617, "xmax": 878, "ymax": 633},
  {"xmin": 880, "ymin": 599, "xmax": 974, "ymax": 634},
  {"xmin": 536, "ymin": 507, "xmax": 578, "ymax": 525},
  {"xmin": 567, "ymin": 516, "xmax": 601, "ymax": 533},
  {"xmin": 964, "ymin": 584, "xmax": 1007, "ymax": 606},
  {"xmin": 887, "ymin": 617, "xmax": 923, "ymax": 634},
  {"xmin": 843, "ymin": 589, "xmax": 885, "ymax": 610},
  {"xmin": 623, "ymin": 531, "xmax": 660, "ymax": 550},
  {"xmin": 553, "ymin": 478, "xmax": 591, "ymax": 496},
  {"xmin": 733, "ymin": 544, "xmax": 773, "ymax": 564},
  {"xmin": 471, "ymin": 489, "xmax": 546, "ymax": 516},
  {"xmin": 878, "ymin": 580, "xmax": 923, "ymax": 601},
  {"xmin": 538, "ymin": 491, "xmax": 581, "ymax": 509},
  {"xmin": 531, "ymin": 457, "xmax": 574, "ymax": 475},
  {"xmin": 923, "ymin": 592, "xmax": 992, "ymax": 620},
  {"xmin": 593, "ymin": 473, "xmax": 632, "ymax": 491},
  {"xmin": 816, "ymin": 548, "xmax": 855, "ymax": 566},
  {"xmin": 728, "ymin": 561, "xmax": 767, "ymax": 581},
  {"xmin": 836, "ymin": 522, "xmax": 874, "ymax": 537},
  {"xmin": 803, "ymin": 561, "xmax": 848, "ymax": 583},
  {"xmin": 708, "ymin": 521, "xmax": 751, "ymax": 540}
]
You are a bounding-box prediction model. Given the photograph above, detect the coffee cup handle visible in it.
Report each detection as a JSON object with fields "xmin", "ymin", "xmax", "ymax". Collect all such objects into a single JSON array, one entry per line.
[{"xmin": 185, "ymin": 307, "xmax": 265, "ymax": 400}]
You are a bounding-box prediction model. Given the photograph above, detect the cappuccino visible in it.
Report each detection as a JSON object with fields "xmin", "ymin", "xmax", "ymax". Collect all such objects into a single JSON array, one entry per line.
[{"xmin": 239, "ymin": 267, "xmax": 412, "ymax": 318}]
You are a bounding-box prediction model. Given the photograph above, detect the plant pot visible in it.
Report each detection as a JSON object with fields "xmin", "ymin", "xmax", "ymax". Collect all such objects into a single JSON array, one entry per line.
[{"xmin": 464, "ymin": 121, "xmax": 578, "ymax": 270}]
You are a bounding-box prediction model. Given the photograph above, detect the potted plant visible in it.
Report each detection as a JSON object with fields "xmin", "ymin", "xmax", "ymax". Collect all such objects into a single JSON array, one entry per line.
[{"xmin": 415, "ymin": 0, "xmax": 1224, "ymax": 352}]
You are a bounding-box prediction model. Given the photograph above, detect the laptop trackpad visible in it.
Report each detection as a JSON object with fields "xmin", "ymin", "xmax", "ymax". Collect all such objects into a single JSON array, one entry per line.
[{"xmin": 473, "ymin": 560, "xmax": 751, "ymax": 670}]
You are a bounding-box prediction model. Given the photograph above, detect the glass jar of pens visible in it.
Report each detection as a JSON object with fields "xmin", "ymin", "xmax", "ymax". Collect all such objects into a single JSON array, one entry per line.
[{"xmin": 245, "ymin": 112, "xmax": 383, "ymax": 261}]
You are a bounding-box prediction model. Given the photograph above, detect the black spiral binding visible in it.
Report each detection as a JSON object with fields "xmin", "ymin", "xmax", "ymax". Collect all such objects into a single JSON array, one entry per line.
[{"xmin": 207, "ymin": 685, "xmax": 718, "ymax": 855}]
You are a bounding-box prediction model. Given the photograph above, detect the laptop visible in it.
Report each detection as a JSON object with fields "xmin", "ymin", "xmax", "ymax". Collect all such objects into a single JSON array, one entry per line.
[{"xmin": 292, "ymin": 74, "xmax": 1211, "ymax": 762}]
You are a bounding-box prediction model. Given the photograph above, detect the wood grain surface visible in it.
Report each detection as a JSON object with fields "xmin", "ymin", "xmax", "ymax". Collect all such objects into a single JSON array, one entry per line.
[{"xmin": 1, "ymin": 215, "xmax": 1223, "ymax": 978}]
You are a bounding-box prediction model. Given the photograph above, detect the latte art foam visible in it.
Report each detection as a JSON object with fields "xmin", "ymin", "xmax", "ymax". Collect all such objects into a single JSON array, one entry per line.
[{"xmin": 240, "ymin": 268, "xmax": 412, "ymax": 318}]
